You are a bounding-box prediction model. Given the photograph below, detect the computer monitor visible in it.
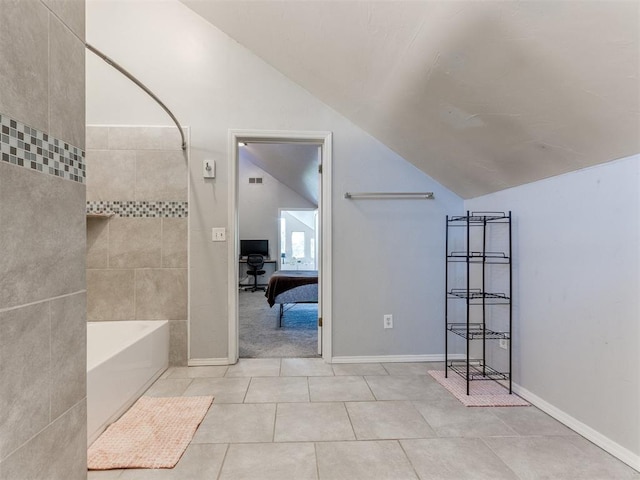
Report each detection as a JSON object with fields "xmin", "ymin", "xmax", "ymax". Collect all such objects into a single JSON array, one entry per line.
[{"xmin": 240, "ymin": 239, "xmax": 269, "ymax": 258}]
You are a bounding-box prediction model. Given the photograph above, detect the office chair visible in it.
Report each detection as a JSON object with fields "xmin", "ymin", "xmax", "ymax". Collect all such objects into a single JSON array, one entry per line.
[{"xmin": 245, "ymin": 254, "xmax": 266, "ymax": 292}]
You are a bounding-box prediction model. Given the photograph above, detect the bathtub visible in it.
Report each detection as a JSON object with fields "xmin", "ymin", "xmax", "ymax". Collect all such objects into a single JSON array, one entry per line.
[{"xmin": 87, "ymin": 320, "xmax": 169, "ymax": 445}]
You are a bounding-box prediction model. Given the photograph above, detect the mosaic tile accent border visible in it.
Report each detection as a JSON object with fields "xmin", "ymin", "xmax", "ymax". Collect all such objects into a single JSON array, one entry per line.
[
  {"xmin": 0, "ymin": 113, "xmax": 85, "ymax": 183},
  {"xmin": 87, "ymin": 201, "xmax": 188, "ymax": 218}
]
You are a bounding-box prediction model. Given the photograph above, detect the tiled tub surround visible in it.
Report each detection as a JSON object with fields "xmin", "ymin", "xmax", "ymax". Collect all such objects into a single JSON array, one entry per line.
[
  {"xmin": 86, "ymin": 126, "xmax": 188, "ymax": 366},
  {"xmin": 87, "ymin": 320, "xmax": 169, "ymax": 445},
  {"xmin": 1, "ymin": 0, "xmax": 87, "ymax": 477},
  {"xmin": 0, "ymin": 114, "xmax": 85, "ymax": 183},
  {"xmin": 87, "ymin": 200, "xmax": 188, "ymax": 217},
  {"xmin": 0, "ymin": 56, "xmax": 87, "ymax": 480}
]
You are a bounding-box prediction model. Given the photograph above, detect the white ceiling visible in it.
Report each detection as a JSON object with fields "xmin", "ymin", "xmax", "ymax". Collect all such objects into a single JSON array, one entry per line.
[
  {"xmin": 182, "ymin": 0, "xmax": 640, "ymax": 198},
  {"xmin": 240, "ymin": 143, "xmax": 320, "ymax": 205}
]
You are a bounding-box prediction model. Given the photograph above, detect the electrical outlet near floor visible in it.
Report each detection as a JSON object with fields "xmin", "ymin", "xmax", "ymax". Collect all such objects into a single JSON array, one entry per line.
[
  {"xmin": 499, "ymin": 338, "xmax": 508, "ymax": 350},
  {"xmin": 383, "ymin": 314, "xmax": 393, "ymax": 329}
]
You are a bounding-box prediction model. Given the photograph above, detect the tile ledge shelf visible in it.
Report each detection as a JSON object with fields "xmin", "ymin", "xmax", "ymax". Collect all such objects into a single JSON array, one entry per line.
[{"xmin": 86, "ymin": 212, "xmax": 115, "ymax": 218}]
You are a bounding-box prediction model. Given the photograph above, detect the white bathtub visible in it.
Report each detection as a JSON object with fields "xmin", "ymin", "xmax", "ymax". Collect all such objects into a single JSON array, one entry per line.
[{"xmin": 87, "ymin": 320, "xmax": 169, "ymax": 445}]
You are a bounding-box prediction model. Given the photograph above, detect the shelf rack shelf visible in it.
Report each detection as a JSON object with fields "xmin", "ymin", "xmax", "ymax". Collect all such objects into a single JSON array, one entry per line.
[
  {"xmin": 447, "ymin": 360, "xmax": 510, "ymax": 381},
  {"xmin": 445, "ymin": 210, "xmax": 513, "ymax": 395},
  {"xmin": 447, "ymin": 251, "xmax": 510, "ymax": 264},
  {"xmin": 447, "ymin": 323, "xmax": 509, "ymax": 340}
]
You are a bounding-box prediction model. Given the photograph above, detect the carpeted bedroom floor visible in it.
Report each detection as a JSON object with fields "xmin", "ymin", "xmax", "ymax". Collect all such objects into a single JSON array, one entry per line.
[{"xmin": 239, "ymin": 289, "xmax": 319, "ymax": 358}]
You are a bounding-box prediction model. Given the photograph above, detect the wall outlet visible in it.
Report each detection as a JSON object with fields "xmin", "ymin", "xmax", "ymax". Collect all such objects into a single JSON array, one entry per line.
[
  {"xmin": 499, "ymin": 338, "xmax": 508, "ymax": 350},
  {"xmin": 383, "ymin": 314, "xmax": 393, "ymax": 329},
  {"xmin": 212, "ymin": 227, "xmax": 226, "ymax": 241}
]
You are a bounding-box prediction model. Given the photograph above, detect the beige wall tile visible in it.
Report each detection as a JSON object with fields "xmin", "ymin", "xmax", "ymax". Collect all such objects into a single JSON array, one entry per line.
[
  {"xmin": 50, "ymin": 293, "xmax": 86, "ymax": 420},
  {"xmin": 109, "ymin": 217, "xmax": 162, "ymax": 268},
  {"xmin": 136, "ymin": 150, "xmax": 188, "ymax": 201},
  {"xmin": 49, "ymin": 14, "xmax": 85, "ymax": 149},
  {"xmin": 0, "ymin": 0, "xmax": 49, "ymax": 132},
  {"xmin": 135, "ymin": 269, "xmax": 187, "ymax": 320},
  {"xmin": 86, "ymin": 126, "xmax": 109, "ymax": 150},
  {"xmin": 86, "ymin": 150, "xmax": 135, "ymax": 202},
  {"xmin": 108, "ymin": 126, "xmax": 184, "ymax": 150},
  {"xmin": 169, "ymin": 320, "xmax": 188, "ymax": 367},
  {"xmin": 0, "ymin": 303, "xmax": 51, "ymax": 459},
  {"xmin": 162, "ymin": 218, "xmax": 188, "ymax": 268},
  {"xmin": 0, "ymin": 163, "xmax": 86, "ymax": 309},
  {"xmin": 42, "ymin": 0, "xmax": 85, "ymax": 40},
  {"xmin": 87, "ymin": 269, "xmax": 135, "ymax": 321},
  {"xmin": 87, "ymin": 217, "xmax": 109, "ymax": 269},
  {"xmin": 0, "ymin": 400, "xmax": 86, "ymax": 480}
]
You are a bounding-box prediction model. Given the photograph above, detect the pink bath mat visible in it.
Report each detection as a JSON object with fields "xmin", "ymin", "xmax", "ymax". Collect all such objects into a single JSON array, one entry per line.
[
  {"xmin": 88, "ymin": 396, "xmax": 213, "ymax": 470},
  {"xmin": 428, "ymin": 370, "xmax": 529, "ymax": 407}
]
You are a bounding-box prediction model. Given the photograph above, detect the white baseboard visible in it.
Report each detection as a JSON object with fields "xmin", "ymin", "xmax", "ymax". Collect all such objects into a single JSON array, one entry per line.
[
  {"xmin": 513, "ymin": 383, "xmax": 639, "ymax": 472},
  {"xmin": 188, "ymin": 357, "xmax": 231, "ymax": 366},
  {"xmin": 330, "ymin": 354, "xmax": 466, "ymax": 364}
]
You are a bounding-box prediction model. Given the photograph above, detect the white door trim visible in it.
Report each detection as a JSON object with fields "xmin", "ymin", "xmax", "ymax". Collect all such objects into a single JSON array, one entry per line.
[{"xmin": 227, "ymin": 129, "xmax": 332, "ymax": 364}]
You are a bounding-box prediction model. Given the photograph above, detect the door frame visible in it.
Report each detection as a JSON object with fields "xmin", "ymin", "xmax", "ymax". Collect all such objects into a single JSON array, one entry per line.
[{"xmin": 227, "ymin": 129, "xmax": 332, "ymax": 364}]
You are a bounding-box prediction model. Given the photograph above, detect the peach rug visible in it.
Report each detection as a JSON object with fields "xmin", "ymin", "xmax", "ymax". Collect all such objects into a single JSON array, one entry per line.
[
  {"xmin": 429, "ymin": 370, "xmax": 530, "ymax": 407},
  {"xmin": 88, "ymin": 396, "xmax": 214, "ymax": 470}
]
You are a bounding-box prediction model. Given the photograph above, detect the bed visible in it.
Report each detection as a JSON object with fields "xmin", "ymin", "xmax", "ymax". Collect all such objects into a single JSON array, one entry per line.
[{"xmin": 265, "ymin": 270, "xmax": 318, "ymax": 327}]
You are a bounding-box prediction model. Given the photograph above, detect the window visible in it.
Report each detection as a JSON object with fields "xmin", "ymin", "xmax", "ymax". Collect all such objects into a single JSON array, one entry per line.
[
  {"xmin": 280, "ymin": 218, "xmax": 286, "ymax": 254},
  {"xmin": 291, "ymin": 231, "xmax": 305, "ymax": 258}
]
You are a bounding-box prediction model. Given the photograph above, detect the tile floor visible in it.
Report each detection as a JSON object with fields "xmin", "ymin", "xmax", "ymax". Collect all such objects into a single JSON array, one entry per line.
[{"xmin": 88, "ymin": 358, "xmax": 639, "ymax": 480}]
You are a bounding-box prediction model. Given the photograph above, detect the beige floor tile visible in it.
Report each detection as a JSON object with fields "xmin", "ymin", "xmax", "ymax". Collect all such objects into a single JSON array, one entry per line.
[
  {"xmin": 281, "ymin": 358, "xmax": 334, "ymax": 376},
  {"xmin": 108, "ymin": 359, "xmax": 638, "ymax": 480},
  {"xmin": 191, "ymin": 403, "xmax": 276, "ymax": 444},
  {"xmin": 483, "ymin": 435, "xmax": 640, "ymax": 480},
  {"xmin": 490, "ymin": 406, "xmax": 577, "ymax": 436},
  {"xmin": 88, "ymin": 471, "xmax": 123, "ymax": 479},
  {"xmin": 365, "ymin": 375, "xmax": 447, "ymax": 401},
  {"xmin": 346, "ymin": 401, "xmax": 436, "ymax": 440},
  {"xmin": 182, "ymin": 377, "xmax": 250, "ymax": 403},
  {"xmin": 401, "ymin": 438, "xmax": 518, "ymax": 480},
  {"xmin": 117, "ymin": 444, "xmax": 228, "ymax": 479},
  {"xmin": 332, "ymin": 363, "xmax": 388, "ymax": 376},
  {"xmin": 309, "ymin": 375, "xmax": 375, "ymax": 402},
  {"xmin": 166, "ymin": 365, "xmax": 229, "ymax": 379},
  {"xmin": 142, "ymin": 378, "xmax": 192, "ymax": 397},
  {"xmin": 219, "ymin": 443, "xmax": 317, "ymax": 480},
  {"xmin": 159, "ymin": 367, "xmax": 175, "ymax": 380},
  {"xmin": 382, "ymin": 362, "xmax": 432, "ymax": 376},
  {"xmin": 274, "ymin": 402, "xmax": 355, "ymax": 442},
  {"xmin": 225, "ymin": 358, "xmax": 281, "ymax": 377},
  {"xmin": 244, "ymin": 376, "xmax": 309, "ymax": 403},
  {"xmin": 412, "ymin": 398, "xmax": 518, "ymax": 437},
  {"xmin": 316, "ymin": 440, "xmax": 418, "ymax": 480}
]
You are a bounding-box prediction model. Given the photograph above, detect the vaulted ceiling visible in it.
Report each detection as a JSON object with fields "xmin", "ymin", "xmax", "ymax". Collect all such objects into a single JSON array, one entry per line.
[
  {"xmin": 240, "ymin": 143, "xmax": 320, "ymax": 206},
  {"xmin": 181, "ymin": 0, "xmax": 639, "ymax": 198}
]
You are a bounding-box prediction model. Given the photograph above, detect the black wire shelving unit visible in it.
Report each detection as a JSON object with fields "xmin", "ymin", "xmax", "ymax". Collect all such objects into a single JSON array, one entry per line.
[{"xmin": 445, "ymin": 211, "xmax": 513, "ymax": 395}]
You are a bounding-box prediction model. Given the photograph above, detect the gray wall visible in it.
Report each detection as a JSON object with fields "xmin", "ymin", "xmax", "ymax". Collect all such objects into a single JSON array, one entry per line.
[
  {"xmin": 85, "ymin": 0, "xmax": 463, "ymax": 363},
  {"xmin": 85, "ymin": 126, "xmax": 189, "ymax": 366},
  {"xmin": 0, "ymin": 1, "xmax": 87, "ymax": 478},
  {"xmin": 466, "ymin": 155, "xmax": 640, "ymax": 466}
]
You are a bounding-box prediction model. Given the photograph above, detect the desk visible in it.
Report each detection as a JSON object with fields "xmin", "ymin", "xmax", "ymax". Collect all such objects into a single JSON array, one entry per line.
[{"xmin": 239, "ymin": 259, "xmax": 277, "ymax": 288}]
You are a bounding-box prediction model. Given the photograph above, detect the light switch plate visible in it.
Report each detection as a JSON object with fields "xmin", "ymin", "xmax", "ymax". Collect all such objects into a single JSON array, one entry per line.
[
  {"xmin": 212, "ymin": 227, "xmax": 225, "ymax": 241},
  {"xmin": 203, "ymin": 159, "xmax": 215, "ymax": 178}
]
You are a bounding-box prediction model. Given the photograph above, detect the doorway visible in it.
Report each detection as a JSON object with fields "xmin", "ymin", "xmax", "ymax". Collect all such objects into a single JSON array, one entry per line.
[{"xmin": 228, "ymin": 130, "xmax": 332, "ymax": 364}]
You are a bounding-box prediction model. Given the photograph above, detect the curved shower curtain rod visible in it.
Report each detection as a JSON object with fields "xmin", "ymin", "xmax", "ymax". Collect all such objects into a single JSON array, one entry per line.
[{"xmin": 85, "ymin": 43, "xmax": 187, "ymax": 151}]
